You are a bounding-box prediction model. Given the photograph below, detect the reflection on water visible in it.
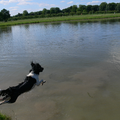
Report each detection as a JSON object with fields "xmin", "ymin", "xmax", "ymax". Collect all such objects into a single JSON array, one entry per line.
[{"xmin": 0, "ymin": 20, "xmax": 120, "ymax": 120}]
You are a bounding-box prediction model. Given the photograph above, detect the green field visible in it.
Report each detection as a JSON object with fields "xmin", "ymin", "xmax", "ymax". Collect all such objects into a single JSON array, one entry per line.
[{"xmin": 0, "ymin": 13, "xmax": 120, "ymax": 27}]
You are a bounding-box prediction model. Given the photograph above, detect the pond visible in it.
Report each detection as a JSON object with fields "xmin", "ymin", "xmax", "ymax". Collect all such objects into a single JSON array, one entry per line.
[{"xmin": 0, "ymin": 20, "xmax": 120, "ymax": 120}]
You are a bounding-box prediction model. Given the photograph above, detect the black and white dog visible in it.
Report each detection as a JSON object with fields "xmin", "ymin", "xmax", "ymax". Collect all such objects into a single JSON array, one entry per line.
[{"xmin": 0, "ymin": 62, "xmax": 46, "ymax": 105}]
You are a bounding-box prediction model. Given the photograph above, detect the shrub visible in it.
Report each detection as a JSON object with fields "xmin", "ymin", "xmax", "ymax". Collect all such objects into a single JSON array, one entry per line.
[
  {"xmin": 45, "ymin": 14, "xmax": 51, "ymax": 17},
  {"xmin": 89, "ymin": 11, "xmax": 94, "ymax": 14},
  {"xmin": 106, "ymin": 10, "xmax": 115, "ymax": 13},
  {"xmin": 82, "ymin": 12, "xmax": 88, "ymax": 15},
  {"xmin": 95, "ymin": 11, "xmax": 105, "ymax": 14},
  {"xmin": 63, "ymin": 13, "xmax": 69, "ymax": 16},
  {"xmin": 70, "ymin": 12, "xmax": 76, "ymax": 16},
  {"xmin": 76, "ymin": 11, "xmax": 81, "ymax": 15},
  {"xmin": 0, "ymin": 113, "xmax": 11, "ymax": 120}
]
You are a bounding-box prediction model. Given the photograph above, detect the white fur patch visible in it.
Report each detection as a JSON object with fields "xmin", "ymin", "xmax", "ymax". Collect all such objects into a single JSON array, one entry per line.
[{"xmin": 27, "ymin": 71, "xmax": 40, "ymax": 86}]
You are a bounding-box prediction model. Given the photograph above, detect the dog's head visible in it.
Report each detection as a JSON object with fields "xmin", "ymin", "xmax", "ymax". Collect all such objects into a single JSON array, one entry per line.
[{"xmin": 31, "ymin": 62, "xmax": 44, "ymax": 74}]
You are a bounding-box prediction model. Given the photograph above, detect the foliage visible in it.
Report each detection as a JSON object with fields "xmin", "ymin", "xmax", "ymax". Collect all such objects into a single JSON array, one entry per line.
[
  {"xmin": 106, "ymin": 2, "xmax": 116, "ymax": 11},
  {"xmin": 71, "ymin": 5, "xmax": 78, "ymax": 12},
  {"xmin": 76, "ymin": 11, "xmax": 81, "ymax": 15},
  {"xmin": 99, "ymin": 2, "xmax": 107, "ymax": 11},
  {"xmin": 0, "ymin": 12, "xmax": 2, "ymax": 21},
  {"xmin": 42, "ymin": 8, "xmax": 47, "ymax": 15},
  {"xmin": 86, "ymin": 5, "xmax": 92, "ymax": 12},
  {"xmin": 92, "ymin": 5, "xmax": 99, "ymax": 11},
  {"xmin": 0, "ymin": 9, "xmax": 10, "ymax": 21},
  {"xmin": 116, "ymin": 3, "xmax": 120, "ymax": 11},
  {"xmin": 0, "ymin": 2, "xmax": 120, "ymax": 21},
  {"xmin": 23, "ymin": 10, "xmax": 28, "ymax": 16},
  {"xmin": 0, "ymin": 113, "xmax": 11, "ymax": 120},
  {"xmin": 79, "ymin": 5, "xmax": 86, "ymax": 12},
  {"xmin": 50, "ymin": 7, "xmax": 61, "ymax": 14}
]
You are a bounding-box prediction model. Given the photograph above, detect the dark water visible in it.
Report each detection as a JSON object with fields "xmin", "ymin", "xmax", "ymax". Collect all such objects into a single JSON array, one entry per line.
[{"xmin": 0, "ymin": 20, "xmax": 120, "ymax": 120}]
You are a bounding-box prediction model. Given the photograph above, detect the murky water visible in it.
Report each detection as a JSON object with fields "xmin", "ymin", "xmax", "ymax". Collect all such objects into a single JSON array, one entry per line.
[{"xmin": 0, "ymin": 20, "xmax": 120, "ymax": 120}]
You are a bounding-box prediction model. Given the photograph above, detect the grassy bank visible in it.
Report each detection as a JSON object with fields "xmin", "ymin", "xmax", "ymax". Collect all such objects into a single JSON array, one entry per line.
[
  {"xmin": 0, "ymin": 13, "xmax": 120, "ymax": 26},
  {"xmin": 0, "ymin": 113, "xmax": 11, "ymax": 120}
]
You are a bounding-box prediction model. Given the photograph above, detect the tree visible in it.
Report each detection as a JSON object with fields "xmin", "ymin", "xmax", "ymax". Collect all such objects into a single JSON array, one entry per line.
[
  {"xmin": 62, "ymin": 8, "xmax": 69, "ymax": 13},
  {"xmin": 116, "ymin": 3, "xmax": 120, "ymax": 11},
  {"xmin": 106, "ymin": 4, "xmax": 109, "ymax": 11},
  {"xmin": 34, "ymin": 11, "xmax": 40, "ymax": 15},
  {"xmin": 70, "ymin": 12, "xmax": 75, "ymax": 16},
  {"xmin": 92, "ymin": 5, "xmax": 99, "ymax": 11},
  {"xmin": 50, "ymin": 7, "xmax": 61, "ymax": 14},
  {"xmin": 99, "ymin": 2, "xmax": 107, "ymax": 11},
  {"xmin": 50, "ymin": 8, "xmax": 55, "ymax": 14},
  {"xmin": 62, "ymin": 6, "xmax": 72, "ymax": 13},
  {"xmin": 76, "ymin": 11, "xmax": 81, "ymax": 15},
  {"xmin": 71, "ymin": 5, "xmax": 78, "ymax": 12},
  {"xmin": 23, "ymin": 10, "xmax": 28, "ymax": 16},
  {"xmin": 16, "ymin": 13, "xmax": 22, "ymax": 17},
  {"xmin": 106, "ymin": 2, "xmax": 116, "ymax": 11},
  {"xmin": 86, "ymin": 5, "xmax": 92, "ymax": 12},
  {"xmin": 79, "ymin": 5, "xmax": 86, "ymax": 12},
  {"xmin": 55, "ymin": 7, "xmax": 61, "ymax": 14},
  {"xmin": 38, "ymin": 11, "xmax": 42, "ymax": 15},
  {"xmin": 42, "ymin": 8, "xmax": 47, "ymax": 15},
  {"xmin": 29, "ymin": 12, "xmax": 35, "ymax": 15},
  {"xmin": 0, "ymin": 9, "xmax": 10, "ymax": 21},
  {"xmin": 0, "ymin": 12, "xmax": 2, "ymax": 21},
  {"xmin": 82, "ymin": 9, "xmax": 88, "ymax": 14}
]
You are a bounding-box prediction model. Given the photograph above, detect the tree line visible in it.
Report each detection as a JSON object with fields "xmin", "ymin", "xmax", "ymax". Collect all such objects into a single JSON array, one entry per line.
[{"xmin": 0, "ymin": 2, "xmax": 120, "ymax": 21}]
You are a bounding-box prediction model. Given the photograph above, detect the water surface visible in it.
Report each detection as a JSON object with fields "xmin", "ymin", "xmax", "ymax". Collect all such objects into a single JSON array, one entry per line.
[{"xmin": 0, "ymin": 20, "xmax": 120, "ymax": 120}]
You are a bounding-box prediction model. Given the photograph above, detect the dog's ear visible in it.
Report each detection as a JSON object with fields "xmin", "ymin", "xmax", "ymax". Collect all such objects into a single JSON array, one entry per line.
[{"xmin": 31, "ymin": 61, "xmax": 35, "ymax": 67}]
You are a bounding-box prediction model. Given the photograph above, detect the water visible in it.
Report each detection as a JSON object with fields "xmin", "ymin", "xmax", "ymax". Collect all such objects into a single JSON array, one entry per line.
[{"xmin": 0, "ymin": 20, "xmax": 120, "ymax": 120}]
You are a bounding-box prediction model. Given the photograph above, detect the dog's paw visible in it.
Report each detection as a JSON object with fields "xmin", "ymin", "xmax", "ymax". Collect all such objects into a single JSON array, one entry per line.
[
  {"xmin": 41, "ymin": 80, "xmax": 46, "ymax": 85},
  {"xmin": 40, "ymin": 80, "xmax": 46, "ymax": 85}
]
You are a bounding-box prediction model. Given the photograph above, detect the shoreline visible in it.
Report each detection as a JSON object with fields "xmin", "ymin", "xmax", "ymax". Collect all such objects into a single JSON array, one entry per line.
[{"xmin": 0, "ymin": 14, "xmax": 120, "ymax": 27}]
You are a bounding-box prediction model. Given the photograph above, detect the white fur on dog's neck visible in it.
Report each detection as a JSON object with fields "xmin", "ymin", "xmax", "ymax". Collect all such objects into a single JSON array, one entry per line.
[{"xmin": 27, "ymin": 71, "xmax": 41, "ymax": 86}]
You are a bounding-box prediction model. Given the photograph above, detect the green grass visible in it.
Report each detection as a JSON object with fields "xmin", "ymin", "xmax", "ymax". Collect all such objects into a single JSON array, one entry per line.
[
  {"xmin": 0, "ymin": 13, "xmax": 120, "ymax": 27},
  {"xmin": 0, "ymin": 113, "xmax": 11, "ymax": 120}
]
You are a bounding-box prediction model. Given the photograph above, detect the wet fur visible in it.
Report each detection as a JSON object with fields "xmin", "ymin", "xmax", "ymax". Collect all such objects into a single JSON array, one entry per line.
[{"xmin": 0, "ymin": 62, "xmax": 44, "ymax": 103}]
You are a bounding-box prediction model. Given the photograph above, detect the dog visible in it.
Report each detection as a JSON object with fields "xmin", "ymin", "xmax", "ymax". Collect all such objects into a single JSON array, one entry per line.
[{"xmin": 0, "ymin": 62, "xmax": 46, "ymax": 105}]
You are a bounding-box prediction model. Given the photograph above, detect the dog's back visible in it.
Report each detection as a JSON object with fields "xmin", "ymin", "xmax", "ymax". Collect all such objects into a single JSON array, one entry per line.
[{"xmin": 0, "ymin": 62, "xmax": 44, "ymax": 104}]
